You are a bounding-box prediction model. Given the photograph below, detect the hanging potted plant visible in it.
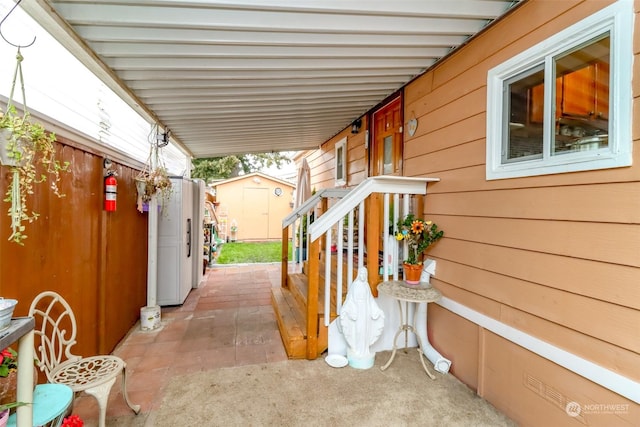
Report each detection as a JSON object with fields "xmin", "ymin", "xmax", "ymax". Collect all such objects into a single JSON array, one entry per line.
[
  {"xmin": 0, "ymin": 93, "xmax": 70, "ymax": 244},
  {"xmin": 395, "ymin": 214, "xmax": 444, "ymax": 284},
  {"xmin": 135, "ymin": 158, "xmax": 172, "ymax": 213}
]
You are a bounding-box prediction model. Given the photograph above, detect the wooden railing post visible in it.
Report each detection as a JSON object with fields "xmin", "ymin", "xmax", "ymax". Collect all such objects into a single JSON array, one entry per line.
[
  {"xmin": 306, "ymin": 238, "xmax": 320, "ymax": 359},
  {"xmin": 320, "ymin": 197, "xmax": 328, "ymax": 215},
  {"xmin": 416, "ymin": 194, "xmax": 425, "ymax": 220},
  {"xmin": 319, "ymin": 197, "xmax": 328, "ymax": 251},
  {"xmin": 366, "ymin": 193, "xmax": 381, "ymax": 296},
  {"xmin": 281, "ymin": 226, "xmax": 289, "ymax": 288}
]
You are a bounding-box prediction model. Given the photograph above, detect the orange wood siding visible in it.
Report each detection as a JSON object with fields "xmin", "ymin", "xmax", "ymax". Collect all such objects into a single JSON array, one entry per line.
[
  {"xmin": 306, "ymin": 119, "xmax": 368, "ymax": 191},
  {"xmin": 400, "ymin": 0, "xmax": 639, "ymax": 423},
  {"xmin": 0, "ymin": 135, "xmax": 148, "ymax": 356}
]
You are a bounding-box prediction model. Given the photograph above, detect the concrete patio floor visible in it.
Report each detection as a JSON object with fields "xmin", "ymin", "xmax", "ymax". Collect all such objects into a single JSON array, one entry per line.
[{"xmin": 72, "ymin": 263, "xmax": 291, "ymax": 426}]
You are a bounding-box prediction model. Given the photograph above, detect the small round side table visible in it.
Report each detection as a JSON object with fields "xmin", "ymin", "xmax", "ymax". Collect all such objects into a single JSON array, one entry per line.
[{"xmin": 377, "ymin": 280, "xmax": 442, "ymax": 379}]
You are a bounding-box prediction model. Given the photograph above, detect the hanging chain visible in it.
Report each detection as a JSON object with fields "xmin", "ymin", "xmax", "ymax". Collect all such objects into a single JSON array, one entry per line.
[{"xmin": 6, "ymin": 47, "xmax": 28, "ymax": 115}]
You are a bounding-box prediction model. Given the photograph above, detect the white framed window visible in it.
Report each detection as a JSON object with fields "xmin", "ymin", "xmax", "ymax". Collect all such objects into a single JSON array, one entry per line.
[
  {"xmin": 486, "ymin": 1, "xmax": 633, "ymax": 180},
  {"xmin": 335, "ymin": 137, "xmax": 347, "ymax": 186}
]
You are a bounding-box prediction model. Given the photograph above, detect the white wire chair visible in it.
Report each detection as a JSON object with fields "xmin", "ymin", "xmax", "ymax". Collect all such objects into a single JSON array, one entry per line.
[{"xmin": 28, "ymin": 291, "xmax": 140, "ymax": 427}]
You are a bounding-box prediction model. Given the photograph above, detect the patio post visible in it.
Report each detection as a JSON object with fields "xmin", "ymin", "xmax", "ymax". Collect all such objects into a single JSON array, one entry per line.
[{"xmin": 141, "ymin": 137, "xmax": 161, "ymax": 330}]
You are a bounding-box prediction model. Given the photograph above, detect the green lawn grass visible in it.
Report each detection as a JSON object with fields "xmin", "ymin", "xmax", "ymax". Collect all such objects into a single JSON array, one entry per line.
[{"xmin": 216, "ymin": 241, "xmax": 292, "ymax": 264}]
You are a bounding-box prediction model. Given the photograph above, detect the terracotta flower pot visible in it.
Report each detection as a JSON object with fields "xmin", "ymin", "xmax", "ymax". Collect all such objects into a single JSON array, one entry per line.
[
  {"xmin": 0, "ymin": 370, "xmax": 17, "ymax": 410},
  {"xmin": 403, "ymin": 263, "xmax": 422, "ymax": 285},
  {"xmin": 0, "ymin": 368, "xmax": 37, "ymax": 414}
]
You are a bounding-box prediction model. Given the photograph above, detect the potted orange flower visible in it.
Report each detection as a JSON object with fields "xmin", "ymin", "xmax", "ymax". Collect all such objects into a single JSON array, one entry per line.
[{"xmin": 395, "ymin": 214, "xmax": 444, "ymax": 284}]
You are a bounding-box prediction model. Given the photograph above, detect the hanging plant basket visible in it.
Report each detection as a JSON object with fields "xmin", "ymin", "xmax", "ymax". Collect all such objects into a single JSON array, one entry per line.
[
  {"xmin": 0, "ymin": 107, "xmax": 70, "ymax": 244},
  {"xmin": 0, "ymin": 49, "xmax": 71, "ymax": 244},
  {"xmin": 135, "ymin": 146, "xmax": 172, "ymax": 213}
]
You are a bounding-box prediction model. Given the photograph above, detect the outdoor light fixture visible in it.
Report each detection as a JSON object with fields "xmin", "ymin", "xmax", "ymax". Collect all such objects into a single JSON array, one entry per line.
[
  {"xmin": 351, "ymin": 119, "xmax": 362, "ymax": 134},
  {"xmin": 156, "ymin": 129, "xmax": 170, "ymax": 147}
]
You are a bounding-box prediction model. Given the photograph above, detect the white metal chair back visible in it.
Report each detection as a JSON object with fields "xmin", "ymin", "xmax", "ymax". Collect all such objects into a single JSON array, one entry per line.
[
  {"xmin": 28, "ymin": 291, "xmax": 140, "ymax": 427},
  {"xmin": 28, "ymin": 291, "xmax": 81, "ymax": 381}
]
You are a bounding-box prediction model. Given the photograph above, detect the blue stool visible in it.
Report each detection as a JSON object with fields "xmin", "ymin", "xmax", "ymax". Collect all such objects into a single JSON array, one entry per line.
[{"xmin": 8, "ymin": 384, "xmax": 73, "ymax": 427}]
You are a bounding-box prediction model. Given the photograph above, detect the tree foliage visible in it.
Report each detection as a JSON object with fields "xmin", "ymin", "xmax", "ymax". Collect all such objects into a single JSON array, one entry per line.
[{"xmin": 191, "ymin": 152, "xmax": 291, "ymax": 182}]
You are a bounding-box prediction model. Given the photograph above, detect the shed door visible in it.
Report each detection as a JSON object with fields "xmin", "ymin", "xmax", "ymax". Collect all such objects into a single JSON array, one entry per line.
[{"xmin": 243, "ymin": 187, "xmax": 269, "ymax": 239}]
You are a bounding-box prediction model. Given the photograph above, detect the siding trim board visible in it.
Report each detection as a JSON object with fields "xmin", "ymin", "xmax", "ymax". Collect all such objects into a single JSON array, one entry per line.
[{"xmin": 438, "ymin": 296, "xmax": 640, "ymax": 404}]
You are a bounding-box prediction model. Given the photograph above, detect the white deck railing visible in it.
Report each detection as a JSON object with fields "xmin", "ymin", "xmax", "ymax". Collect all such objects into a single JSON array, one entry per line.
[
  {"xmin": 282, "ymin": 188, "xmax": 350, "ymax": 266},
  {"xmin": 307, "ymin": 176, "xmax": 439, "ymax": 327}
]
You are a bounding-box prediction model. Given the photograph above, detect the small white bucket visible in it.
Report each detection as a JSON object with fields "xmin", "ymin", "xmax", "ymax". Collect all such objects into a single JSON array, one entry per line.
[
  {"xmin": 140, "ymin": 306, "xmax": 161, "ymax": 331},
  {"xmin": 0, "ymin": 298, "xmax": 18, "ymax": 330}
]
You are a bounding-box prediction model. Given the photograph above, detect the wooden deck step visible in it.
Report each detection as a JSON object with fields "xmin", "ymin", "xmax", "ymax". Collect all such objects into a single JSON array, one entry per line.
[
  {"xmin": 271, "ymin": 272, "xmax": 330, "ymax": 359},
  {"xmin": 288, "ymin": 272, "xmax": 326, "ymax": 315},
  {"xmin": 273, "ymin": 251, "xmax": 365, "ymax": 360},
  {"xmin": 271, "ymin": 286, "xmax": 307, "ymax": 359}
]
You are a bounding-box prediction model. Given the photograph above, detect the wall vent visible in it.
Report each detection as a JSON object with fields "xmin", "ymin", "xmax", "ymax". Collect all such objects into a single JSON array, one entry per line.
[{"xmin": 524, "ymin": 373, "xmax": 587, "ymax": 425}]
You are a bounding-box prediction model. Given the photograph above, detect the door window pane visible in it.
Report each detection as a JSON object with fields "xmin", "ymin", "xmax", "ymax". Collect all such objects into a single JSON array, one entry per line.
[
  {"xmin": 383, "ymin": 135, "xmax": 393, "ymax": 174},
  {"xmin": 337, "ymin": 147, "xmax": 343, "ymax": 179}
]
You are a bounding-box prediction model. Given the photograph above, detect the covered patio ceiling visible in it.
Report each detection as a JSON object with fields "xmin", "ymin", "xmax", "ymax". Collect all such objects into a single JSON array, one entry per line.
[{"xmin": 20, "ymin": 0, "xmax": 521, "ymax": 158}]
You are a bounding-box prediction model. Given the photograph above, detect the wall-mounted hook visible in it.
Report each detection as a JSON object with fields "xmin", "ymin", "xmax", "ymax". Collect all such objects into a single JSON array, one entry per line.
[{"xmin": 0, "ymin": 0, "xmax": 36, "ymax": 49}]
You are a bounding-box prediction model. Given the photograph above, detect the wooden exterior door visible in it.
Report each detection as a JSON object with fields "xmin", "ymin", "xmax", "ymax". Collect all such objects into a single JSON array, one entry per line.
[
  {"xmin": 370, "ymin": 96, "xmax": 403, "ymax": 177},
  {"xmin": 366, "ymin": 95, "xmax": 404, "ymax": 283},
  {"xmin": 243, "ymin": 187, "xmax": 269, "ymax": 239}
]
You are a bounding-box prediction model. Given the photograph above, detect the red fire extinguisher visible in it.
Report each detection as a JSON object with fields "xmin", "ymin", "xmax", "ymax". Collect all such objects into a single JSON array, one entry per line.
[{"xmin": 104, "ymin": 174, "xmax": 117, "ymax": 211}]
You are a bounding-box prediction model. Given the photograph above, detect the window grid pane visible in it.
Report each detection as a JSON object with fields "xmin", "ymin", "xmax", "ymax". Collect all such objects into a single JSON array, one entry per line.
[
  {"xmin": 553, "ymin": 34, "xmax": 610, "ymax": 156},
  {"xmin": 504, "ymin": 66, "xmax": 544, "ymax": 163}
]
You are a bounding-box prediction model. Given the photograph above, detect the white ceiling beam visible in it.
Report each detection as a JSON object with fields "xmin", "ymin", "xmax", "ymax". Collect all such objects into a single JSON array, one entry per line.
[
  {"xmin": 118, "ymin": 68, "xmax": 422, "ymax": 80},
  {"xmin": 105, "ymin": 57, "xmax": 435, "ymax": 70},
  {"xmin": 168, "ymin": 110, "xmax": 363, "ymax": 125},
  {"xmin": 55, "ymin": 1, "xmax": 512, "ymax": 19},
  {"xmin": 93, "ymin": 43, "xmax": 451, "ymax": 59},
  {"xmin": 158, "ymin": 98, "xmax": 377, "ymax": 116},
  {"xmin": 147, "ymin": 93, "xmax": 385, "ymax": 108},
  {"xmin": 76, "ymin": 25, "xmax": 468, "ymax": 47},
  {"xmin": 148, "ymin": 97, "xmax": 385, "ymax": 112},
  {"xmin": 127, "ymin": 75, "xmax": 408, "ymax": 90},
  {"xmin": 134, "ymin": 83, "xmax": 400, "ymax": 98},
  {"xmin": 54, "ymin": 4, "xmax": 492, "ymax": 35}
]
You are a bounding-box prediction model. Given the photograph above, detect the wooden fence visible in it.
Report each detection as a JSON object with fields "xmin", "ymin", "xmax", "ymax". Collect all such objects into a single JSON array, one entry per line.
[{"xmin": 0, "ymin": 133, "xmax": 148, "ymax": 356}]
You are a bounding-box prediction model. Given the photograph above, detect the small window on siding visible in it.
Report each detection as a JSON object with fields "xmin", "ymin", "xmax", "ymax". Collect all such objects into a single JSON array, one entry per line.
[
  {"xmin": 335, "ymin": 137, "xmax": 347, "ymax": 186},
  {"xmin": 486, "ymin": 1, "xmax": 632, "ymax": 180}
]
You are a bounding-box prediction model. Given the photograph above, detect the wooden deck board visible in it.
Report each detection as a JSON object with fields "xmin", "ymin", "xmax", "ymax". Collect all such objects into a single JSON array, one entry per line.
[{"xmin": 271, "ymin": 286, "xmax": 307, "ymax": 358}]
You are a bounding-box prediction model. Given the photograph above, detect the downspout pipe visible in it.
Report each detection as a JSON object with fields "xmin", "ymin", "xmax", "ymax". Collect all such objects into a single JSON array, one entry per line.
[
  {"xmin": 415, "ymin": 302, "xmax": 451, "ymax": 374},
  {"xmin": 415, "ymin": 261, "xmax": 451, "ymax": 374}
]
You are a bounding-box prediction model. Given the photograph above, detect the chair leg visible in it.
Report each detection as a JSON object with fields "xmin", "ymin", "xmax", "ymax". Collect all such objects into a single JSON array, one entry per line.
[
  {"xmin": 83, "ymin": 377, "xmax": 116, "ymax": 427},
  {"xmin": 120, "ymin": 364, "xmax": 141, "ymax": 414}
]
